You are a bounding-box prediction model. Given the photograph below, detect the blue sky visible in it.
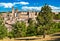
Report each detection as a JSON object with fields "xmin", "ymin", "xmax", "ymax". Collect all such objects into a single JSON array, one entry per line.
[{"xmin": 0, "ymin": 0, "xmax": 60, "ymax": 12}]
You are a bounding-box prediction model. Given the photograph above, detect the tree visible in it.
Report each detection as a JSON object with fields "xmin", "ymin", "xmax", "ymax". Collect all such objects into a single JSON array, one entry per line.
[
  {"xmin": 0, "ymin": 18, "xmax": 7, "ymax": 39},
  {"xmin": 37, "ymin": 4, "xmax": 53, "ymax": 38},
  {"xmin": 27, "ymin": 19, "xmax": 37, "ymax": 36},
  {"xmin": 11, "ymin": 21, "xmax": 27, "ymax": 38}
]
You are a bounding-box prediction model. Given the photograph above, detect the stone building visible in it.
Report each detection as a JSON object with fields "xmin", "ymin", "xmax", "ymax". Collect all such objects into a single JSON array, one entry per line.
[{"xmin": 2, "ymin": 7, "xmax": 38, "ymax": 31}]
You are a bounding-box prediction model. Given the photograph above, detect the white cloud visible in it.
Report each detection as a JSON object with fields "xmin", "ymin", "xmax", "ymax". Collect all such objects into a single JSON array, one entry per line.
[
  {"xmin": 0, "ymin": 3, "xmax": 16, "ymax": 8},
  {"xmin": 49, "ymin": 5, "xmax": 60, "ymax": 12},
  {"xmin": 49, "ymin": 5, "xmax": 60, "ymax": 9},
  {"xmin": 19, "ymin": 2, "xmax": 29, "ymax": 5},
  {"xmin": 22, "ymin": 6, "xmax": 42, "ymax": 11},
  {"xmin": 0, "ymin": 2, "xmax": 29, "ymax": 8},
  {"xmin": 14, "ymin": 2, "xmax": 29, "ymax": 5},
  {"xmin": 22, "ymin": 5, "xmax": 60, "ymax": 12},
  {"xmin": 0, "ymin": 3, "xmax": 14, "ymax": 8}
]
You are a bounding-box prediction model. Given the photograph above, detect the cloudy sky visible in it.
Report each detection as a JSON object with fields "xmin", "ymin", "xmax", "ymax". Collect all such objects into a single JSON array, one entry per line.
[{"xmin": 0, "ymin": 0, "xmax": 60, "ymax": 12}]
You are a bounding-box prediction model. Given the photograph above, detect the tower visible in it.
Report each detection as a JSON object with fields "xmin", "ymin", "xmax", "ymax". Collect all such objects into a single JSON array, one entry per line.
[
  {"xmin": 15, "ymin": 8, "xmax": 18, "ymax": 17},
  {"xmin": 12, "ymin": 6, "xmax": 15, "ymax": 18}
]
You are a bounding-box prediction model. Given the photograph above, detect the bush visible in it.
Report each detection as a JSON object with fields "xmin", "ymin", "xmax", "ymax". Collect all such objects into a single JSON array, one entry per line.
[
  {"xmin": 27, "ymin": 19, "xmax": 37, "ymax": 36},
  {"xmin": 0, "ymin": 24, "xmax": 7, "ymax": 39},
  {"xmin": 8, "ymin": 31, "xmax": 14, "ymax": 39},
  {"xmin": 37, "ymin": 25, "xmax": 44, "ymax": 35},
  {"xmin": 46, "ymin": 22, "xmax": 60, "ymax": 34},
  {"xmin": 0, "ymin": 18, "xmax": 7, "ymax": 39},
  {"xmin": 11, "ymin": 21, "xmax": 27, "ymax": 38}
]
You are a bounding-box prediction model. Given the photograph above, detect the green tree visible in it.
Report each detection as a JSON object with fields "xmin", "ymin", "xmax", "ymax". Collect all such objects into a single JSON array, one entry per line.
[
  {"xmin": 37, "ymin": 4, "xmax": 53, "ymax": 38},
  {"xmin": 0, "ymin": 18, "xmax": 7, "ymax": 39},
  {"xmin": 11, "ymin": 21, "xmax": 27, "ymax": 38},
  {"xmin": 27, "ymin": 19, "xmax": 37, "ymax": 36}
]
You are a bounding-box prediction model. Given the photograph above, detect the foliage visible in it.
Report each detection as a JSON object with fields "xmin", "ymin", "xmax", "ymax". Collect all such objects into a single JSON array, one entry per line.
[
  {"xmin": 44, "ymin": 22, "xmax": 60, "ymax": 34},
  {"xmin": 37, "ymin": 5, "xmax": 53, "ymax": 26},
  {"xmin": 37, "ymin": 25, "xmax": 44, "ymax": 35},
  {"xmin": 36, "ymin": 4, "xmax": 53, "ymax": 38},
  {"xmin": 27, "ymin": 19, "xmax": 37, "ymax": 36},
  {"xmin": 8, "ymin": 31, "xmax": 14, "ymax": 39},
  {"xmin": 0, "ymin": 18, "xmax": 7, "ymax": 39},
  {"xmin": 11, "ymin": 21, "xmax": 27, "ymax": 38}
]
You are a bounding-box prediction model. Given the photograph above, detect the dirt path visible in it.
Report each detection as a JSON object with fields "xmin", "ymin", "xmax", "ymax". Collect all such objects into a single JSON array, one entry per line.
[
  {"xmin": 1, "ymin": 32, "xmax": 60, "ymax": 41},
  {"xmin": 46, "ymin": 32, "xmax": 60, "ymax": 41}
]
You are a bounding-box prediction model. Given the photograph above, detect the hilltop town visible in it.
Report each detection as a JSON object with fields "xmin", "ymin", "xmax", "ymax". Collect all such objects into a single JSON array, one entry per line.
[{"xmin": 0, "ymin": 6, "xmax": 60, "ymax": 31}]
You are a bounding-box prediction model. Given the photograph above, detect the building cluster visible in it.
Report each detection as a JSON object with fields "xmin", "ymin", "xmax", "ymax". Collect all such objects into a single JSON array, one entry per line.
[{"xmin": 2, "ymin": 7, "xmax": 38, "ymax": 31}]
